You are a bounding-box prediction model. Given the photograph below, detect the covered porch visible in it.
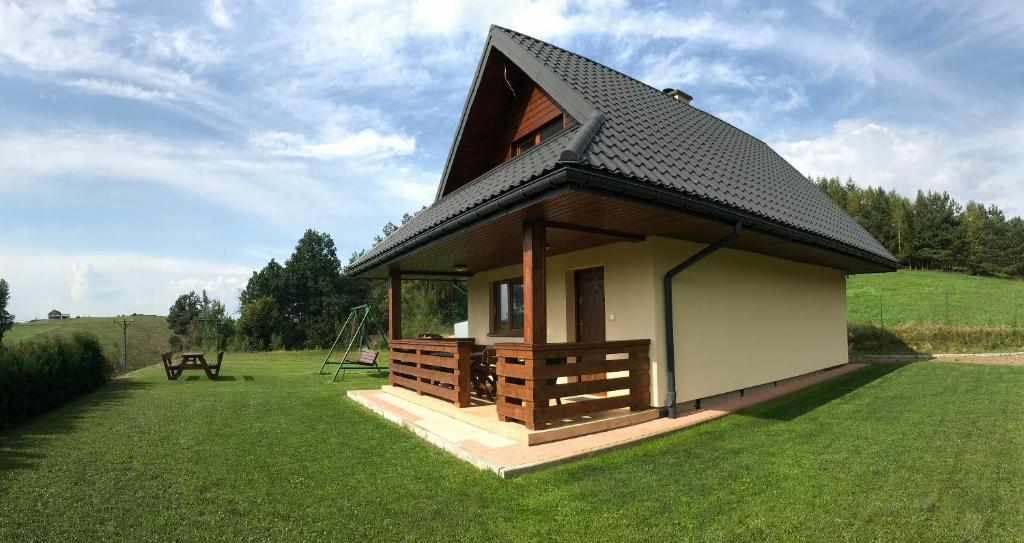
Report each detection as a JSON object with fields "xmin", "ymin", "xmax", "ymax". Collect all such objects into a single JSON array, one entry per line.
[{"xmin": 384, "ymin": 220, "xmax": 653, "ymax": 435}]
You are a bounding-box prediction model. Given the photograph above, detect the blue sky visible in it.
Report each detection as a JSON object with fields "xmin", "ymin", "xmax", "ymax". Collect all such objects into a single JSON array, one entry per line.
[{"xmin": 1, "ymin": 0, "xmax": 1022, "ymax": 320}]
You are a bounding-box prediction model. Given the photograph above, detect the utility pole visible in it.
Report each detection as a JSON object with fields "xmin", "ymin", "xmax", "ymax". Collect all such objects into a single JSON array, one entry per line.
[{"xmin": 114, "ymin": 316, "xmax": 135, "ymax": 373}]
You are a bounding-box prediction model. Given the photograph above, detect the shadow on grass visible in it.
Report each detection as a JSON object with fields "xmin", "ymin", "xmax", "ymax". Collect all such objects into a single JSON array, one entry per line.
[
  {"xmin": 0, "ymin": 378, "xmax": 151, "ymax": 480},
  {"xmin": 738, "ymin": 363, "xmax": 908, "ymax": 422},
  {"xmin": 847, "ymin": 324, "xmax": 935, "ymax": 360},
  {"xmin": 328, "ymin": 370, "xmax": 390, "ymax": 382}
]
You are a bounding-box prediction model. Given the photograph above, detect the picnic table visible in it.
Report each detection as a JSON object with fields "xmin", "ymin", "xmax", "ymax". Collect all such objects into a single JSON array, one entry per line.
[{"xmin": 162, "ymin": 351, "xmax": 225, "ymax": 380}]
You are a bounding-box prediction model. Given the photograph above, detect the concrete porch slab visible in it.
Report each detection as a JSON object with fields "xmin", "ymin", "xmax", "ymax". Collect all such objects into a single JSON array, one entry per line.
[
  {"xmin": 378, "ymin": 385, "xmax": 659, "ymax": 445},
  {"xmin": 347, "ymin": 363, "xmax": 865, "ymax": 478}
]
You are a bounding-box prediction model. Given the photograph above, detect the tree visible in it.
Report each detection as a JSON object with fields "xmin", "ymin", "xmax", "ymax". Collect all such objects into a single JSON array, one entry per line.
[
  {"xmin": 235, "ymin": 296, "xmax": 285, "ymax": 350},
  {"xmin": 963, "ymin": 201, "xmax": 996, "ymax": 275},
  {"xmin": 167, "ymin": 290, "xmax": 205, "ymax": 337},
  {"xmin": 912, "ymin": 191, "xmax": 962, "ymax": 271},
  {"xmin": 239, "ymin": 259, "xmax": 284, "ymax": 309},
  {"xmin": 280, "ymin": 230, "xmax": 345, "ymax": 348},
  {"xmin": 0, "ymin": 279, "xmax": 14, "ymax": 348}
]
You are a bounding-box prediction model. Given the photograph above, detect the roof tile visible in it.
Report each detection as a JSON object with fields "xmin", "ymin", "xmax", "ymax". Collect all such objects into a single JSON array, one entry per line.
[{"xmin": 349, "ymin": 26, "xmax": 896, "ymax": 273}]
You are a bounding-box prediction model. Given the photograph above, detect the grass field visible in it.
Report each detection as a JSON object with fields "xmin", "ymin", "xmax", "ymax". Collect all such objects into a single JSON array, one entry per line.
[
  {"xmin": 2, "ymin": 351, "xmax": 1023, "ymax": 541},
  {"xmin": 848, "ymin": 269, "xmax": 1024, "ymax": 326},
  {"xmin": 5, "ymin": 316, "xmax": 171, "ymax": 372}
]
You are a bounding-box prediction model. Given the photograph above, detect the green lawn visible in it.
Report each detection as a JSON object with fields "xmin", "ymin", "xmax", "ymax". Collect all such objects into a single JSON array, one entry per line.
[
  {"xmin": 2, "ymin": 352, "xmax": 1023, "ymax": 541},
  {"xmin": 848, "ymin": 269, "xmax": 1024, "ymax": 326},
  {"xmin": 6, "ymin": 316, "xmax": 170, "ymax": 372}
]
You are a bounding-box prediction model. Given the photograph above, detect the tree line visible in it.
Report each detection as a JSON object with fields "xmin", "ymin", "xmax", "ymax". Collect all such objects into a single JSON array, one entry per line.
[
  {"xmin": 168, "ymin": 218, "xmax": 467, "ymax": 352},
  {"xmin": 815, "ymin": 177, "xmax": 1024, "ymax": 277}
]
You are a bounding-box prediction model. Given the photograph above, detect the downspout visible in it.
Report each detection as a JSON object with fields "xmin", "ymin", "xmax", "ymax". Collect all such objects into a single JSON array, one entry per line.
[{"xmin": 663, "ymin": 221, "xmax": 742, "ymax": 418}]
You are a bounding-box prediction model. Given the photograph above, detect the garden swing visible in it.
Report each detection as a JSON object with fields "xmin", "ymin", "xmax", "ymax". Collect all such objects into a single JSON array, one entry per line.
[{"xmin": 319, "ymin": 304, "xmax": 387, "ymax": 382}]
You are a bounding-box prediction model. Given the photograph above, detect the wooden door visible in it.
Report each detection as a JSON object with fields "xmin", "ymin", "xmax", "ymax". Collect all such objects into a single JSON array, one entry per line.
[{"xmin": 574, "ymin": 267, "xmax": 606, "ymax": 390}]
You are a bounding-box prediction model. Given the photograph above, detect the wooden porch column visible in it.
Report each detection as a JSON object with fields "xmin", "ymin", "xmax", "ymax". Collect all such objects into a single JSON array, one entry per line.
[
  {"xmin": 523, "ymin": 221, "xmax": 546, "ymax": 345},
  {"xmin": 388, "ymin": 270, "xmax": 401, "ymax": 341}
]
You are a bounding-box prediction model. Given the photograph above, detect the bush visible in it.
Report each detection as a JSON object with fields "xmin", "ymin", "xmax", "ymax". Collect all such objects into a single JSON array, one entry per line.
[{"xmin": 0, "ymin": 333, "xmax": 112, "ymax": 429}]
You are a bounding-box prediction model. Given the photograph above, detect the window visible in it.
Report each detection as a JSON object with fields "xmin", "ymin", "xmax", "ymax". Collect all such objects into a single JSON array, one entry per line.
[
  {"xmin": 492, "ymin": 278, "xmax": 524, "ymax": 335},
  {"xmin": 512, "ymin": 116, "xmax": 564, "ymax": 157}
]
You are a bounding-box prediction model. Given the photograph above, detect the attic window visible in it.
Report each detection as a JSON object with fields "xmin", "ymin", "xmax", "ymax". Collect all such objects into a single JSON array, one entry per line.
[{"xmin": 512, "ymin": 116, "xmax": 564, "ymax": 157}]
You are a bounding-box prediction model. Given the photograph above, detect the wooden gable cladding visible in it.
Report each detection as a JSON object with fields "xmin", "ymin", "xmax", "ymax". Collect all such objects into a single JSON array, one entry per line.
[
  {"xmin": 498, "ymin": 85, "xmax": 568, "ymax": 162},
  {"xmin": 438, "ymin": 49, "xmax": 572, "ymax": 198}
]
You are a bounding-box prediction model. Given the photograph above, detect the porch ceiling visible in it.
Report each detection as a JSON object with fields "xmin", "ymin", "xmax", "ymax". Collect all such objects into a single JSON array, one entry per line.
[{"xmin": 358, "ymin": 190, "xmax": 890, "ymax": 279}]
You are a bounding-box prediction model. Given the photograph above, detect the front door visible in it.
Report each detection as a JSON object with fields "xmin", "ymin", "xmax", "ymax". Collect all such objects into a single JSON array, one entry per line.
[{"xmin": 575, "ymin": 267, "xmax": 606, "ymax": 389}]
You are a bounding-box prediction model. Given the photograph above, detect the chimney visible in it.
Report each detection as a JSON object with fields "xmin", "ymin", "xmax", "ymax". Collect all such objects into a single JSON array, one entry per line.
[{"xmin": 663, "ymin": 88, "xmax": 693, "ymax": 105}]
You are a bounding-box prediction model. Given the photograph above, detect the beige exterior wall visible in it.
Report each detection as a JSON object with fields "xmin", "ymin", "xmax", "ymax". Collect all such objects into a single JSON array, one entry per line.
[
  {"xmin": 466, "ymin": 236, "xmax": 848, "ymax": 408},
  {"xmin": 466, "ymin": 239, "xmax": 658, "ymax": 346},
  {"xmin": 651, "ymin": 237, "xmax": 848, "ymax": 406}
]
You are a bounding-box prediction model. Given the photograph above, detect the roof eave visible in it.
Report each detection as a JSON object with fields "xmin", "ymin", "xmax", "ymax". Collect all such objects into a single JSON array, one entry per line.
[{"xmin": 346, "ymin": 165, "xmax": 898, "ymax": 277}]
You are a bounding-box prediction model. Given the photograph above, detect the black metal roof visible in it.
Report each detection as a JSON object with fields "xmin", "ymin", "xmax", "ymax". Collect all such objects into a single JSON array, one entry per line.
[{"xmin": 348, "ymin": 26, "xmax": 897, "ymax": 275}]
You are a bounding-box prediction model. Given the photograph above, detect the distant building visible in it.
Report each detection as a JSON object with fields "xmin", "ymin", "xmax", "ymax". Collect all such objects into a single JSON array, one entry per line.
[{"xmin": 47, "ymin": 309, "xmax": 70, "ymax": 320}]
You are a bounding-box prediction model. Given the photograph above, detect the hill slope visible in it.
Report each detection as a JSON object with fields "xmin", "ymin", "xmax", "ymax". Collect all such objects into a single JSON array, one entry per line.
[
  {"xmin": 848, "ymin": 270, "xmax": 1024, "ymax": 326},
  {"xmin": 6, "ymin": 316, "xmax": 171, "ymax": 372}
]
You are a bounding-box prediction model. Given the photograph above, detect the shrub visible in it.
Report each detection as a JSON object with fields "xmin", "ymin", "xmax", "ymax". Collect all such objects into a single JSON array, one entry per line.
[{"xmin": 0, "ymin": 333, "xmax": 112, "ymax": 429}]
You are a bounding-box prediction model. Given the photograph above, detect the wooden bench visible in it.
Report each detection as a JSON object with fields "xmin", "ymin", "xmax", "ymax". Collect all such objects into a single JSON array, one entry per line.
[
  {"xmin": 335, "ymin": 348, "xmax": 383, "ymax": 380},
  {"xmin": 161, "ymin": 352, "xmax": 184, "ymax": 380},
  {"xmin": 161, "ymin": 351, "xmax": 225, "ymax": 380}
]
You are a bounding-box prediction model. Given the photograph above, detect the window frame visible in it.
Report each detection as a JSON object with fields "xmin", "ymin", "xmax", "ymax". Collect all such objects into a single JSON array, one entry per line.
[
  {"xmin": 512, "ymin": 116, "xmax": 564, "ymax": 157},
  {"xmin": 490, "ymin": 277, "xmax": 525, "ymax": 336}
]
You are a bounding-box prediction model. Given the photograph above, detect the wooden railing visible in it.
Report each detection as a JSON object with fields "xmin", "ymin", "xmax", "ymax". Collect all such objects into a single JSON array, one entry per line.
[
  {"xmin": 389, "ymin": 339, "xmax": 474, "ymax": 407},
  {"xmin": 494, "ymin": 340, "xmax": 651, "ymax": 430}
]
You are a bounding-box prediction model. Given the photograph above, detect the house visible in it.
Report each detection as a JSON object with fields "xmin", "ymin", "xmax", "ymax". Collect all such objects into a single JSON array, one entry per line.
[
  {"xmin": 347, "ymin": 26, "xmax": 897, "ymax": 435},
  {"xmin": 47, "ymin": 309, "xmax": 70, "ymax": 320}
]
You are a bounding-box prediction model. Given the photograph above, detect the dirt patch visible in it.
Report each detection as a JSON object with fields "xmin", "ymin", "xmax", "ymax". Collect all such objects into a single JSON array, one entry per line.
[
  {"xmin": 936, "ymin": 353, "xmax": 1024, "ymax": 366},
  {"xmin": 852, "ymin": 352, "xmax": 1024, "ymax": 366}
]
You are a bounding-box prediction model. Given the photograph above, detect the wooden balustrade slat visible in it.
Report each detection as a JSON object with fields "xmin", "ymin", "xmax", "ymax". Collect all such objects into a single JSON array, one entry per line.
[
  {"xmin": 539, "ymin": 375, "xmax": 641, "ymax": 400},
  {"xmin": 497, "ymin": 356, "xmax": 646, "ymax": 380},
  {"xmin": 535, "ymin": 394, "xmax": 636, "ymax": 422},
  {"xmin": 390, "ymin": 362, "xmax": 459, "ymax": 385},
  {"xmin": 495, "ymin": 346, "xmax": 649, "ymax": 361},
  {"xmin": 388, "ymin": 339, "xmax": 473, "ymax": 407},
  {"xmin": 496, "ymin": 396, "xmax": 535, "ymax": 425},
  {"xmin": 391, "ymin": 374, "xmax": 459, "ymax": 402},
  {"xmin": 494, "ymin": 340, "xmax": 652, "ymax": 429},
  {"xmin": 389, "ymin": 352, "xmax": 461, "ymax": 370}
]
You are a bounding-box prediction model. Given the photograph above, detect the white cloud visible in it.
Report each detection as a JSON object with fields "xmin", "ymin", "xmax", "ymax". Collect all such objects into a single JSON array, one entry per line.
[
  {"xmin": 287, "ymin": 0, "xmax": 782, "ymax": 91},
  {"xmin": 249, "ymin": 129, "xmax": 416, "ymax": 160},
  {"xmin": 0, "ymin": 128, "xmax": 437, "ymax": 228},
  {"xmin": 69, "ymin": 263, "xmax": 115, "ymax": 302},
  {"xmin": 0, "ymin": 246, "xmax": 252, "ymax": 319},
  {"xmin": 772, "ymin": 86, "xmax": 808, "ymax": 112},
  {"xmin": 368, "ymin": 165, "xmax": 439, "ymax": 205},
  {"xmin": 0, "ymin": 130, "xmax": 338, "ymax": 225},
  {"xmin": 772, "ymin": 119, "xmax": 1024, "ymax": 216},
  {"xmin": 169, "ymin": 275, "xmax": 247, "ymax": 313},
  {"xmin": 208, "ymin": 0, "xmax": 233, "ymax": 29},
  {"xmin": 811, "ymin": 0, "xmax": 850, "ymax": 21},
  {"xmin": 65, "ymin": 78, "xmax": 177, "ymax": 101},
  {"xmin": 0, "ymin": 0, "xmax": 112, "ymax": 73},
  {"xmin": 145, "ymin": 28, "xmax": 227, "ymax": 67},
  {"xmin": 639, "ymin": 50, "xmax": 753, "ymax": 90}
]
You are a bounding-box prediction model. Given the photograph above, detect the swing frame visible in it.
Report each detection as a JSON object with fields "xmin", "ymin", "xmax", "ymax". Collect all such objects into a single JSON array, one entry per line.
[{"xmin": 318, "ymin": 304, "xmax": 388, "ymax": 382}]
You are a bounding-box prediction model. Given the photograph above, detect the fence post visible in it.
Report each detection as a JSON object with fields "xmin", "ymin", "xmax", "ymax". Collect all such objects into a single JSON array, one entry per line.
[
  {"xmin": 945, "ymin": 289, "xmax": 950, "ymax": 325},
  {"xmin": 879, "ymin": 293, "xmax": 884, "ymax": 329},
  {"xmin": 1015, "ymin": 291, "xmax": 1020, "ymax": 328}
]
